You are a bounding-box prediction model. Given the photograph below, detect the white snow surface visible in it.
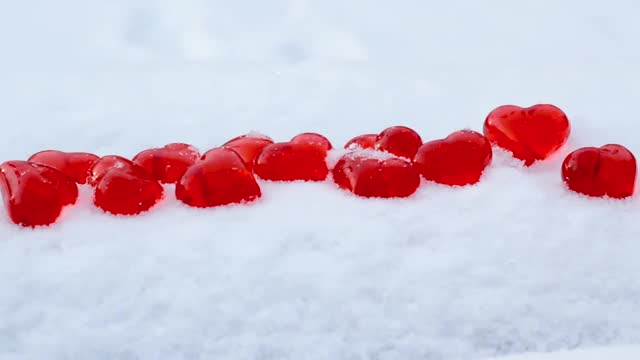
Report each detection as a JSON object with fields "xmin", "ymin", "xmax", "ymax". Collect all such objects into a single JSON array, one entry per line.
[
  {"xmin": 486, "ymin": 346, "xmax": 640, "ymax": 360},
  {"xmin": 2, "ymin": 1, "xmax": 640, "ymax": 359}
]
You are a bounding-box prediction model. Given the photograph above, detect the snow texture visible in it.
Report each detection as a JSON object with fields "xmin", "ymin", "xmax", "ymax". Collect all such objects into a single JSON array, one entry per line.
[
  {"xmin": 2, "ymin": 1, "xmax": 640, "ymax": 359},
  {"xmin": 486, "ymin": 346, "xmax": 640, "ymax": 360}
]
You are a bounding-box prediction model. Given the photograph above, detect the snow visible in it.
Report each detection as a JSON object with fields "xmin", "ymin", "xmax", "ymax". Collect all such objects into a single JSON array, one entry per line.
[
  {"xmin": 2, "ymin": 0, "xmax": 640, "ymax": 359},
  {"xmin": 486, "ymin": 346, "xmax": 640, "ymax": 360}
]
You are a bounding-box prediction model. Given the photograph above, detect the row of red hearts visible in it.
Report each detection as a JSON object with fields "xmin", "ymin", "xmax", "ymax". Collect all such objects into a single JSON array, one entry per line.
[{"xmin": 1, "ymin": 104, "xmax": 636, "ymax": 228}]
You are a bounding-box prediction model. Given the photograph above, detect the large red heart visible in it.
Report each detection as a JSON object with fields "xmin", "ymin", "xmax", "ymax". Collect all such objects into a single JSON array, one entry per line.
[
  {"xmin": 332, "ymin": 153, "xmax": 420, "ymax": 198},
  {"xmin": 220, "ymin": 133, "xmax": 274, "ymax": 171},
  {"xmin": 132, "ymin": 143, "xmax": 200, "ymax": 184},
  {"xmin": 89, "ymin": 156, "xmax": 164, "ymax": 215},
  {"xmin": 254, "ymin": 142, "xmax": 329, "ymax": 181},
  {"xmin": 413, "ymin": 130, "xmax": 492, "ymax": 186},
  {"xmin": 562, "ymin": 144, "xmax": 636, "ymax": 199},
  {"xmin": 484, "ymin": 104, "xmax": 570, "ymax": 166},
  {"xmin": 28, "ymin": 150, "xmax": 99, "ymax": 184},
  {"xmin": 176, "ymin": 148, "xmax": 261, "ymax": 207},
  {"xmin": 375, "ymin": 126, "xmax": 423, "ymax": 159},
  {"xmin": 88, "ymin": 155, "xmax": 151, "ymax": 186},
  {"xmin": 0, "ymin": 161, "xmax": 78, "ymax": 227}
]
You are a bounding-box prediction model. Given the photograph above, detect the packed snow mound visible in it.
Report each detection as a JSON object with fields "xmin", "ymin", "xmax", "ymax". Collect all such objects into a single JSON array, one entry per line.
[{"xmin": 2, "ymin": 0, "xmax": 640, "ymax": 359}]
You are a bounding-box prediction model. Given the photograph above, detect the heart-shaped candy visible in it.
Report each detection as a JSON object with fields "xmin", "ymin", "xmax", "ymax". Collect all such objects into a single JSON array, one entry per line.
[
  {"xmin": 89, "ymin": 156, "xmax": 163, "ymax": 215},
  {"xmin": 562, "ymin": 144, "xmax": 636, "ymax": 199},
  {"xmin": 176, "ymin": 148, "xmax": 261, "ymax": 207},
  {"xmin": 220, "ymin": 133, "xmax": 274, "ymax": 171},
  {"xmin": 332, "ymin": 153, "xmax": 420, "ymax": 198},
  {"xmin": 254, "ymin": 142, "xmax": 329, "ymax": 181},
  {"xmin": 414, "ymin": 130, "xmax": 492, "ymax": 186},
  {"xmin": 375, "ymin": 126, "xmax": 423, "ymax": 159},
  {"xmin": 0, "ymin": 161, "xmax": 78, "ymax": 227},
  {"xmin": 484, "ymin": 104, "xmax": 570, "ymax": 165},
  {"xmin": 88, "ymin": 155, "xmax": 151, "ymax": 186},
  {"xmin": 28, "ymin": 150, "xmax": 99, "ymax": 184},
  {"xmin": 133, "ymin": 143, "xmax": 200, "ymax": 184}
]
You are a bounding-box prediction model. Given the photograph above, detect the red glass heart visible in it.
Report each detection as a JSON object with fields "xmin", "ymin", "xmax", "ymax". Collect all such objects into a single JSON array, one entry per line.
[
  {"xmin": 89, "ymin": 156, "xmax": 163, "ymax": 215},
  {"xmin": 88, "ymin": 155, "xmax": 152, "ymax": 186},
  {"xmin": 254, "ymin": 142, "xmax": 329, "ymax": 181},
  {"xmin": 414, "ymin": 130, "xmax": 492, "ymax": 186},
  {"xmin": 562, "ymin": 144, "xmax": 636, "ymax": 199},
  {"xmin": 332, "ymin": 153, "xmax": 420, "ymax": 198},
  {"xmin": 176, "ymin": 148, "xmax": 261, "ymax": 208},
  {"xmin": 94, "ymin": 169, "xmax": 164, "ymax": 215},
  {"xmin": 133, "ymin": 143, "xmax": 200, "ymax": 184},
  {"xmin": 0, "ymin": 161, "xmax": 78, "ymax": 227},
  {"xmin": 220, "ymin": 134, "xmax": 274, "ymax": 171},
  {"xmin": 484, "ymin": 104, "xmax": 570, "ymax": 166},
  {"xmin": 28, "ymin": 150, "xmax": 99, "ymax": 184},
  {"xmin": 344, "ymin": 134, "xmax": 377, "ymax": 150},
  {"xmin": 375, "ymin": 126, "xmax": 423, "ymax": 159},
  {"xmin": 290, "ymin": 132, "xmax": 333, "ymax": 151}
]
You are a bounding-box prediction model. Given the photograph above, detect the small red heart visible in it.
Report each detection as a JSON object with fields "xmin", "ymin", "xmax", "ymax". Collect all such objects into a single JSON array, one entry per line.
[
  {"xmin": 413, "ymin": 130, "xmax": 492, "ymax": 186},
  {"xmin": 562, "ymin": 144, "xmax": 636, "ymax": 199},
  {"xmin": 484, "ymin": 104, "xmax": 571, "ymax": 166},
  {"xmin": 344, "ymin": 134, "xmax": 377, "ymax": 150},
  {"xmin": 220, "ymin": 134, "xmax": 274, "ymax": 171},
  {"xmin": 375, "ymin": 126, "xmax": 423, "ymax": 159},
  {"xmin": 254, "ymin": 142, "xmax": 329, "ymax": 181},
  {"xmin": 176, "ymin": 148, "xmax": 261, "ymax": 208},
  {"xmin": 89, "ymin": 156, "xmax": 163, "ymax": 215},
  {"xmin": 290, "ymin": 132, "xmax": 333, "ymax": 151},
  {"xmin": 332, "ymin": 153, "xmax": 420, "ymax": 198},
  {"xmin": 133, "ymin": 143, "xmax": 200, "ymax": 184},
  {"xmin": 0, "ymin": 161, "xmax": 78, "ymax": 227},
  {"xmin": 88, "ymin": 155, "xmax": 151, "ymax": 186},
  {"xmin": 28, "ymin": 150, "xmax": 99, "ymax": 184}
]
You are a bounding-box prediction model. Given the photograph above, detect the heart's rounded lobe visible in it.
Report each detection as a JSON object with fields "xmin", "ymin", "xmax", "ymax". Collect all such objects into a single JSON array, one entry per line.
[
  {"xmin": 290, "ymin": 132, "xmax": 333, "ymax": 151},
  {"xmin": 344, "ymin": 134, "xmax": 377, "ymax": 150}
]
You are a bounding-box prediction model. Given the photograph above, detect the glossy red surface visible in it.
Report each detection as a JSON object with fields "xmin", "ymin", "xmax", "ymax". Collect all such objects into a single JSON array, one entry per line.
[
  {"xmin": 0, "ymin": 161, "xmax": 78, "ymax": 226},
  {"xmin": 344, "ymin": 134, "xmax": 377, "ymax": 150},
  {"xmin": 484, "ymin": 104, "xmax": 570, "ymax": 166},
  {"xmin": 254, "ymin": 142, "xmax": 329, "ymax": 181},
  {"xmin": 176, "ymin": 147, "xmax": 261, "ymax": 207},
  {"xmin": 28, "ymin": 150, "xmax": 99, "ymax": 184},
  {"xmin": 333, "ymin": 153, "xmax": 420, "ymax": 198},
  {"xmin": 414, "ymin": 130, "xmax": 492, "ymax": 186},
  {"xmin": 133, "ymin": 143, "xmax": 200, "ymax": 184},
  {"xmin": 562, "ymin": 144, "xmax": 636, "ymax": 198},
  {"xmin": 290, "ymin": 132, "xmax": 333, "ymax": 151},
  {"xmin": 375, "ymin": 126, "xmax": 423, "ymax": 159},
  {"xmin": 220, "ymin": 134, "xmax": 274, "ymax": 171}
]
